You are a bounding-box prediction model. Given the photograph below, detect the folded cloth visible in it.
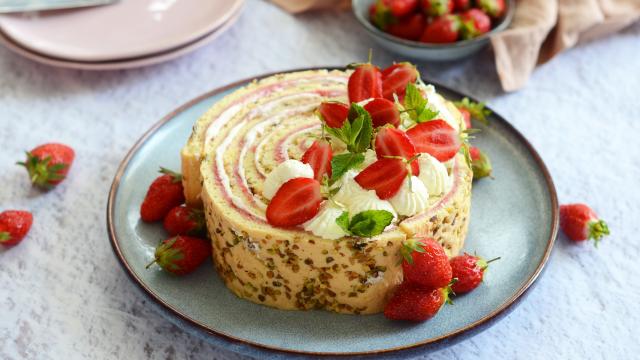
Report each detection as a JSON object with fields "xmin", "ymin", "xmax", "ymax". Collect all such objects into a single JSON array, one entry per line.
[
  {"xmin": 272, "ymin": 0, "xmax": 640, "ymax": 91},
  {"xmin": 492, "ymin": 0, "xmax": 640, "ymax": 91}
]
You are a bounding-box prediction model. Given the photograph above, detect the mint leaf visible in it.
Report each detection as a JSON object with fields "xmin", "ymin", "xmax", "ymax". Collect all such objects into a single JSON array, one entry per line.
[
  {"xmin": 404, "ymin": 83, "xmax": 438, "ymax": 124},
  {"xmin": 348, "ymin": 210, "xmax": 394, "ymax": 238},
  {"xmin": 348, "ymin": 103, "xmax": 373, "ymax": 153},
  {"xmin": 336, "ymin": 211, "xmax": 351, "ymax": 234},
  {"xmin": 330, "ymin": 152, "xmax": 365, "ymax": 182}
]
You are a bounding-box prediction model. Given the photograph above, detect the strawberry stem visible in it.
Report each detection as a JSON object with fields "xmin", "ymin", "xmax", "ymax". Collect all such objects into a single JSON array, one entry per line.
[
  {"xmin": 145, "ymin": 258, "xmax": 158, "ymax": 269},
  {"xmin": 486, "ymin": 256, "xmax": 501, "ymax": 264}
]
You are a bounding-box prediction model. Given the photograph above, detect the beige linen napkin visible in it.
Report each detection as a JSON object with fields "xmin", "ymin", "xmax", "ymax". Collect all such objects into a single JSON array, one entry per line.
[
  {"xmin": 272, "ymin": 0, "xmax": 640, "ymax": 91},
  {"xmin": 493, "ymin": 0, "xmax": 640, "ymax": 91}
]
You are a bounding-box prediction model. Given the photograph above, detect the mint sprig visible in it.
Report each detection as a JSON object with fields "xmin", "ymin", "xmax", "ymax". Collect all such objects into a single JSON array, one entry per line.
[
  {"xmin": 324, "ymin": 103, "xmax": 373, "ymax": 154},
  {"xmin": 404, "ymin": 83, "xmax": 439, "ymax": 124},
  {"xmin": 336, "ymin": 210, "xmax": 394, "ymax": 238}
]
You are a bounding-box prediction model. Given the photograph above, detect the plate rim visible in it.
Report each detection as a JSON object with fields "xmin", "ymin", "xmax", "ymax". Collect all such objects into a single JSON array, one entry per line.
[{"xmin": 107, "ymin": 67, "xmax": 559, "ymax": 356}]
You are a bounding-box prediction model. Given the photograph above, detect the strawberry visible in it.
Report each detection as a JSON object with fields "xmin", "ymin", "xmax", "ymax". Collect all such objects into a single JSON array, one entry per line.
[
  {"xmin": 421, "ymin": 0, "xmax": 454, "ymax": 17},
  {"xmin": 146, "ymin": 235, "xmax": 211, "ymax": 275},
  {"xmin": 266, "ymin": 178, "xmax": 322, "ymax": 227},
  {"xmin": 163, "ymin": 205, "xmax": 206, "ymax": 237},
  {"xmin": 406, "ymin": 119, "xmax": 461, "ymax": 161},
  {"xmin": 560, "ymin": 204, "xmax": 610, "ymax": 246},
  {"xmin": 384, "ymin": 282, "xmax": 451, "ymax": 322},
  {"xmin": 381, "ymin": 62, "xmax": 419, "ymax": 101},
  {"xmin": 459, "ymin": 107, "xmax": 472, "ymax": 129},
  {"xmin": 301, "ymin": 140, "xmax": 333, "ymax": 181},
  {"xmin": 401, "ymin": 238, "xmax": 452, "ymax": 288},
  {"xmin": 0, "ymin": 210, "xmax": 33, "ymax": 247},
  {"xmin": 460, "ymin": 9, "xmax": 491, "ymax": 39},
  {"xmin": 455, "ymin": 97, "xmax": 491, "ymax": 126},
  {"xmin": 387, "ymin": 13, "xmax": 426, "ymax": 41},
  {"xmin": 319, "ymin": 101, "xmax": 349, "ymax": 128},
  {"xmin": 420, "ymin": 14, "xmax": 460, "ymax": 43},
  {"xmin": 470, "ymin": 146, "xmax": 492, "ymax": 179},
  {"xmin": 17, "ymin": 143, "xmax": 75, "ymax": 189},
  {"xmin": 355, "ymin": 158, "xmax": 408, "ymax": 199},
  {"xmin": 450, "ymin": 253, "xmax": 499, "ymax": 294},
  {"xmin": 374, "ymin": 127, "xmax": 420, "ymax": 176},
  {"xmin": 348, "ymin": 63, "xmax": 383, "ymax": 103},
  {"xmin": 370, "ymin": 0, "xmax": 419, "ymax": 30},
  {"xmin": 453, "ymin": 0, "xmax": 470, "ymax": 11},
  {"xmin": 364, "ymin": 98, "xmax": 401, "ymax": 128},
  {"xmin": 140, "ymin": 168, "xmax": 186, "ymax": 222},
  {"xmin": 477, "ymin": 0, "xmax": 506, "ymax": 18}
]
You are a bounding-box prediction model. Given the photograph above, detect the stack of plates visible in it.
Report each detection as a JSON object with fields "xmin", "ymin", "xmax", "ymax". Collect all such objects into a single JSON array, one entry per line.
[{"xmin": 0, "ymin": 0, "xmax": 244, "ymax": 70}]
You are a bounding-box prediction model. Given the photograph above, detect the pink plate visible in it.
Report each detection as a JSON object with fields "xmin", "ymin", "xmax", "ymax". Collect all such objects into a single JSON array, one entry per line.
[
  {"xmin": 0, "ymin": 0, "xmax": 243, "ymax": 62},
  {"xmin": 0, "ymin": 3, "xmax": 242, "ymax": 71}
]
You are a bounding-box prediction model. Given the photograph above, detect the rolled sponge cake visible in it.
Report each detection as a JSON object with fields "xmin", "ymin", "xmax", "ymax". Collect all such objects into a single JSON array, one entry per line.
[{"xmin": 184, "ymin": 69, "xmax": 473, "ymax": 314}]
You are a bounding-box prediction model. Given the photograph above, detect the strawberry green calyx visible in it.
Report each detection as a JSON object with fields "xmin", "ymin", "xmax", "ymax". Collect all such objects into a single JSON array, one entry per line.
[
  {"xmin": 0, "ymin": 232, "xmax": 10, "ymax": 243},
  {"xmin": 400, "ymin": 238, "xmax": 426, "ymax": 265},
  {"xmin": 146, "ymin": 237, "xmax": 185, "ymax": 272},
  {"xmin": 17, "ymin": 152, "xmax": 67, "ymax": 189},
  {"xmin": 588, "ymin": 219, "xmax": 610, "ymax": 247},
  {"xmin": 443, "ymin": 278, "xmax": 457, "ymax": 304},
  {"xmin": 159, "ymin": 167, "xmax": 182, "ymax": 183},
  {"xmin": 454, "ymin": 97, "xmax": 491, "ymax": 125},
  {"xmin": 471, "ymin": 148, "xmax": 492, "ymax": 179},
  {"xmin": 370, "ymin": 2, "xmax": 396, "ymax": 30},
  {"xmin": 476, "ymin": 256, "xmax": 500, "ymax": 271}
]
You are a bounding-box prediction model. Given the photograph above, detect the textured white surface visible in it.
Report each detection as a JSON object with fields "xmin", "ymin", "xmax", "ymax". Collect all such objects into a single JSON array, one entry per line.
[{"xmin": 1, "ymin": 1, "xmax": 639, "ymax": 359}]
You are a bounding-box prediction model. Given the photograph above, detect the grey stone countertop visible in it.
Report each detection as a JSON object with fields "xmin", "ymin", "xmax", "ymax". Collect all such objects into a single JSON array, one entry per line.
[{"xmin": 1, "ymin": 0, "xmax": 639, "ymax": 359}]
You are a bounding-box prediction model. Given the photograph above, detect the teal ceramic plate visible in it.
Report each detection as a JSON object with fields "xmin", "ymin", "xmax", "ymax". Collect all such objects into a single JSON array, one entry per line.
[{"xmin": 108, "ymin": 68, "xmax": 558, "ymax": 358}]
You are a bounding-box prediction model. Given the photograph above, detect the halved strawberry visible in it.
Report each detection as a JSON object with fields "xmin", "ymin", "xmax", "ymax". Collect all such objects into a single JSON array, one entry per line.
[
  {"xmin": 348, "ymin": 64, "xmax": 383, "ymax": 103},
  {"xmin": 355, "ymin": 158, "xmax": 408, "ymax": 199},
  {"xmin": 406, "ymin": 119, "xmax": 461, "ymax": 161},
  {"xmin": 266, "ymin": 178, "xmax": 322, "ymax": 227},
  {"xmin": 387, "ymin": 13, "xmax": 426, "ymax": 41},
  {"xmin": 319, "ymin": 102, "xmax": 349, "ymax": 128},
  {"xmin": 301, "ymin": 140, "xmax": 333, "ymax": 181},
  {"xmin": 381, "ymin": 62, "xmax": 419, "ymax": 101},
  {"xmin": 375, "ymin": 127, "xmax": 420, "ymax": 176},
  {"xmin": 364, "ymin": 98, "xmax": 400, "ymax": 128}
]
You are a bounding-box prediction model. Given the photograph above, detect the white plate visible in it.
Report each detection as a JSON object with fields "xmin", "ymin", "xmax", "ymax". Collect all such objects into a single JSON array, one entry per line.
[
  {"xmin": 0, "ymin": 3, "xmax": 242, "ymax": 70},
  {"xmin": 0, "ymin": 0, "xmax": 243, "ymax": 62}
]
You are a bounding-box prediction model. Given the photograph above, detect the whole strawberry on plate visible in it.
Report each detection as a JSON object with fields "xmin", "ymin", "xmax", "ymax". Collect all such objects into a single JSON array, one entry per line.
[
  {"xmin": 163, "ymin": 205, "xmax": 206, "ymax": 237},
  {"xmin": 147, "ymin": 235, "xmax": 211, "ymax": 275},
  {"xmin": 470, "ymin": 146, "xmax": 492, "ymax": 179},
  {"xmin": 17, "ymin": 143, "xmax": 75, "ymax": 189},
  {"xmin": 140, "ymin": 167, "xmax": 186, "ymax": 222},
  {"xmin": 401, "ymin": 238, "xmax": 452, "ymax": 288},
  {"xmin": 384, "ymin": 282, "xmax": 452, "ymax": 322},
  {"xmin": 0, "ymin": 210, "xmax": 33, "ymax": 247},
  {"xmin": 560, "ymin": 204, "xmax": 610, "ymax": 246},
  {"xmin": 450, "ymin": 253, "xmax": 499, "ymax": 294}
]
